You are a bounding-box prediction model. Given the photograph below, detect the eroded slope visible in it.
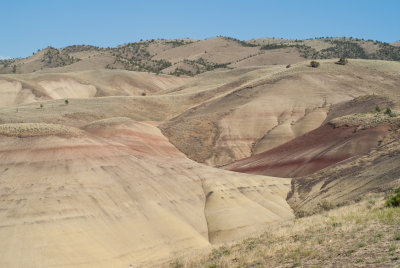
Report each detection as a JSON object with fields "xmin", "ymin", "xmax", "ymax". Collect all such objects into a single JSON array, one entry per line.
[
  {"xmin": 287, "ymin": 113, "xmax": 400, "ymax": 216},
  {"xmin": 161, "ymin": 60, "xmax": 400, "ymax": 167},
  {"xmin": 0, "ymin": 119, "xmax": 293, "ymax": 267},
  {"xmin": 223, "ymin": 95, "xmax": 397, "ymax": 177},
  {"xmin": 0, "ymin": 69, "xmax": 191, "ymax": 106}
]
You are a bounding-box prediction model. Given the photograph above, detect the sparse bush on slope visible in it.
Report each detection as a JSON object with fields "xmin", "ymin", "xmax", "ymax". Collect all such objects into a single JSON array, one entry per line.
[
  {"xmin": 336, "ymin": 57, "xmax": 348, "ymax": 65},
  {"xmin": 41, "ymin": 47, "xmax": 81, "ymax": 67},
  {"xmin": 386, "ymin": 187, "xmax": 400, "ymax": 207},
  {"xmin": 220, "ymin": 36, "xmax": 259, "ymax": 47},
  {"xmin": 384, "ymin": 107, "xmax": 395, "ymax": 117},
  {"xmin": 310, "ymin": 60, "xmax": 320, "ymax": 68},
  {"xmin": 61, "ymin": 45, "xmax": 102, "ymax": 53},
  {"xmin": 374, "ymin": 43, "xmax": 400, "ymax": 61},
  {"xmin": 319, "ymin": 40, "xmax": 368, "ymax": 59}
]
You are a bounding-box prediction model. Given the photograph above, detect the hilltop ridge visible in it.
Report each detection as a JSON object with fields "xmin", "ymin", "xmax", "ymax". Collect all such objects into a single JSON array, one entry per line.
[{"xmin": 2, "ymin": 36, "xmax": 400, "ymax": 76}]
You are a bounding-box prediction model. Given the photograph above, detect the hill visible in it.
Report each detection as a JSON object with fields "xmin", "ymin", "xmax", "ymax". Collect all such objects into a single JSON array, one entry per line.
[
  {"xmin": 287, "ymin": 113, "xmax": 400, "ymax": 217},
  {"xmin": 0, "ymin": 69, "xmax": 190, "ymax": 106},
  {"xmin": 0, "ymin": 39, "xmax": 400, "ymax": 267},
  {"xmin": 391, "ymin": 41, "xmax": 400, "ymax": 47},
  {"xmin": 160, "ymin": 59, "xmax": 400, "ymax": 166},
  {"xmin": 0, "ymin": 119, "xmax": 292, "ymax": 267},
  {"xmin": 223, "ymin": 95, "xmax": 396, "ymax": 177},
  {"xmin": 1, "ymin": 37, "xmax": 400, "ymax": 76}
]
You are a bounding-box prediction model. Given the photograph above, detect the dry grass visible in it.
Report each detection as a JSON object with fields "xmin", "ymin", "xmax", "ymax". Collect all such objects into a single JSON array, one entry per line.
[
  {"xmin": 0, "ymin": 123, "xmax": 83, "ymax": 137},
  {"xmin": 330, "ymin": 110, "xmax": 399, "ymax": 128},
  {"xmin": 170, "ymin": 195, "xmax": 400, "ymax": 268}
]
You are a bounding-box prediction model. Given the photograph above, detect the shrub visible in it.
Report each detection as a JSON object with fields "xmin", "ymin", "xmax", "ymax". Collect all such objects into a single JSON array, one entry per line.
[
  {"xmin": 310, "ymin": 61, "xmax": 320, "ymax": 68},
  {"xmin": 336, "ymin": 57, "xmax": 348, "ymax": 65},
  {"xmin": 40, "ymin": 104, "xmax": 43, "ymax": 109},
  {"xmin": 286, "ymin": 64, "xmax": 291, "ymax": 68},
  {"xmin": 375, "ymin": 105, "xmax": 381, "ymax": 113},
  {"xmin": 261, "ymin": 43, "xmax": 289, "ymax": 50},
  {"xmin": 385, "ymin": 187, "xmax": 400, "ymax": 207},
  {"xmin": 384, "ymin": 107, "xmax": 394, "ymax": 116},
  {"xmin": 65, "ymin": 99, "xmax": 69, "ymax": 104},
  {"xmin": 318, "ymin": 199, "xmax": 335, "ymax": 211},
  {"xmin": 141, "ymin": 92, "xmax": 146, "ymax": 96}
]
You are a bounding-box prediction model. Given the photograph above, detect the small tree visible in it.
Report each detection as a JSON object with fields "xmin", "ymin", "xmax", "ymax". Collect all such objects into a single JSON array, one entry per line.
[
  {"xmin": 310, "ymin": 61, "xmax": 320, "ymax": 68},
  {"xmin": 12, "ymin": 65, "xmax": 16, "ymax": 73}
]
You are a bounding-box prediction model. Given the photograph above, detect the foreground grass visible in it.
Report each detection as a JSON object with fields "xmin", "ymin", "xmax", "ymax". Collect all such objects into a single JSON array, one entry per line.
[{"xmin": 170, "ymin": 195, "xmax": 400, "ymax": 268}]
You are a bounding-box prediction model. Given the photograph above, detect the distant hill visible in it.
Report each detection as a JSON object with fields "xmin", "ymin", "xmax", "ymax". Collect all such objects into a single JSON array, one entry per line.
[{"xmin": 1, "ymin": 37, "xmax": 400, "ymax": 76}]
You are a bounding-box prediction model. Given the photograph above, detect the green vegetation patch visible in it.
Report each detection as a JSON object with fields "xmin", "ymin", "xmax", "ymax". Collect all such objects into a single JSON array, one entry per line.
[{"xmin": 386, "ymin": 187, "xmax": 400, "ymax": 207}]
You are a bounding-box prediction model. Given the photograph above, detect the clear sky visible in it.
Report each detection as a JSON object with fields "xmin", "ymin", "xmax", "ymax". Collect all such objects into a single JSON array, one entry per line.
[{"xmin": 1, "ymin": 0, "xmax": 399, "ymax": 58}]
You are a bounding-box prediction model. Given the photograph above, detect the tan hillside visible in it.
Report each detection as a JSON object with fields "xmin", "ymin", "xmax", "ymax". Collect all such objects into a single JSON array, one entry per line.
[
  {"xmin": 391, "ymin": 41, "xmax": 400, "ymax": 47},
  {"xmin": 153, "ymin": 37, "xmax": 259, "ymax": 64},
  {"xmin": 224, "ymin": 122, "xmax": 392, "ymax": 178},
  {"xmin": 223, "ymin": 95, "xmax": 397, "ymax": 177},
  {"xmin": 161, "ymin": 59, "xmax": 400, "ymax": 167},
  {"xmin": 11, "ymin": 47, "xmax": 81, "ymax": 73},
  {"xmin": 0, "ymin": 69, "xmax": 191, "ymax": 106},
  {"xmin": 287, "ymin": 112, "xmax": 400, "ymax": 216},
  {"xmin": 247, "ymin": 37, "xmax": 397, "ymax": 59},
  {"xmin": 228, "ymin": 47, "xmax": 304, "ymax": 67},
  {"xmin": 287, "ymin": 139, "xmax": 400, "ymax": 217},
  {"xmin": 0, "ymin": 118, "xmax": 293, "ymax": 267},
  {"xmin": 3, "ymin": 37, "xmax": 400, "ymax": 76}
]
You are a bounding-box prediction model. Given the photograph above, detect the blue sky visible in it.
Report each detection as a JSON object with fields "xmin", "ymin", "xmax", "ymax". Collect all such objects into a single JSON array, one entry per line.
[{"xmin": 1, "ymin": 0, "xmax": 399, "ymax": 58}]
